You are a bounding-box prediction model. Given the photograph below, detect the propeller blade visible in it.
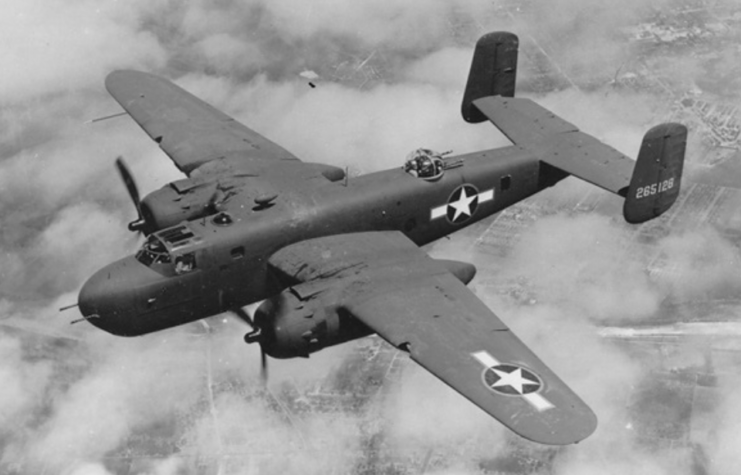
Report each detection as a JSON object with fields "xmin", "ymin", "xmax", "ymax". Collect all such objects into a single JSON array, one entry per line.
[
  {"xmin": 231, "ymin": 307, "xmax": 268, "ymax": 382},
  {"xmin": 114, "ymin": 157, "xmax": 147, "ymax": 233},
  {"xmin": 260, "ymin": 348, "xmax": 268, "ymax": 383},
  {"xmin": 115, "ymin": 157, "xmax": 141, "ymax": 211}
]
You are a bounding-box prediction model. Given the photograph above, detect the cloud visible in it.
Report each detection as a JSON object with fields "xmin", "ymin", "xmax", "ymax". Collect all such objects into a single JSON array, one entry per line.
[
  {"xmin": 2, "ymin": 0, "xmax": 741, "ymax": 474},
  {"xmin": 502, "ymin": 214, "xmax": 661, "ymax": 322},
  {"xmin": 0, "ymin": 333, "xmax": 52, "ymax": 434},
  {"xmin": 709, "ymin": 380, "xmax": 741, "ymax": 475},
  {"xmin": 67, "ymin": 463, "xmax": 116, "ymax": 475},
  {"xmin": 21, "ymin": 331, "xmax": 205, "ymax": 471},
  {"xmin": 656, "ymin": 228, "xmax": 741, "ymax": 301},
  {"xmin": 0, "ymin": 1, "xmax": 166, "ymax": 102},
  {"xmin": 262, "ymin": 0, "xmax": 493, "ymax": 49}
]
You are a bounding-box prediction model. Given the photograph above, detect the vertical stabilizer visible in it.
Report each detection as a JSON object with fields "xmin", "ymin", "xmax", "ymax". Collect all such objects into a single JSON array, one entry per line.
[
  {"xmin": 622, "ymin": 123, "xmax": 687, "ymax": 224},
  {"xmin": 461, "ymin": 32, "xmax": 518, "ymax": 123}
]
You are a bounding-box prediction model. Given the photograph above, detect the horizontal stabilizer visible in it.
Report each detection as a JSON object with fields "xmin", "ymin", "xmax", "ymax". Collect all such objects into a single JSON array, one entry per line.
[
  {"xmin": 531, "ymin": 131, "xmax": 635, "ymax": 195},
  {"xmin": 474, "ymin": 96, "xmax": 634, "ymax": 194},
  {"xmin": 474, "ymin": 96, "xmax": 578, "ymax": 144},
  {"xmin": 462, "ymin": 32, "xmax": 518, "ymax": 123},
  {"xmin": 469, "ymin": 94, "xmax": 686, "ymax": 223}
]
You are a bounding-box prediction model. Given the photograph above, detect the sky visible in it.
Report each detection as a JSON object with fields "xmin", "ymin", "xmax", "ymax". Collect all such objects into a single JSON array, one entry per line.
[{"xmin": 1, "ymin": 0, "xmax": 741, "ymax": 474}]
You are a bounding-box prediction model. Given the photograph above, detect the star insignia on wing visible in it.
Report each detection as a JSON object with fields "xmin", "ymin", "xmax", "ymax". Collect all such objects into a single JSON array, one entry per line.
[{"xmin": 484, "ymin": 364, "xmax": 542, "ymax": 396}]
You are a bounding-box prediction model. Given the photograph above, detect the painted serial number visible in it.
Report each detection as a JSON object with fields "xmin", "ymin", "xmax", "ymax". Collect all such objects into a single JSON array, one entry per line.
[{"xmin": 635, "ymin": 178, "xmax": 675, "ymax": 199}]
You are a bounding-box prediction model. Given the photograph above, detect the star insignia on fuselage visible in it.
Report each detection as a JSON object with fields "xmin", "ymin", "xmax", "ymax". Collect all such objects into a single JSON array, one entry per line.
[
  {"xmin": 483, "ymin": 364, "xmax": 542, "ymax": 396},
  {"xmin": 447, "ymin": 184, "xmax": 479, "ymax": 224},
  {"xmin": 429, "ymin": 184, "xmax": 494, "ymax": 224}
]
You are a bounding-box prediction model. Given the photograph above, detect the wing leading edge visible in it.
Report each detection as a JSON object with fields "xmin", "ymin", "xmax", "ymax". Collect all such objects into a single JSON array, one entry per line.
[
  {"xmin": 269, "ymin": 232, "xmax": 597, "ymax": 445},
  {"xmin": 105, "ymin": 70, "xmax": 299, "ymax": 175}
]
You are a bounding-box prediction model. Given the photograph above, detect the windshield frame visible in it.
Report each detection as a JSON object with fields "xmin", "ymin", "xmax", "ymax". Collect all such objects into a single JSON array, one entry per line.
[{"xmin": 135, "ymin": 235, "xmax": 172, "ymax": 266}]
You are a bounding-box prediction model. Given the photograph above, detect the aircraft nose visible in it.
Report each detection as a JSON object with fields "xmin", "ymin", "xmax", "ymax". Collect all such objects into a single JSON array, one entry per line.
[{"xmin": 78, "ymin": 256, "xmax": 154, "ymax": 336}]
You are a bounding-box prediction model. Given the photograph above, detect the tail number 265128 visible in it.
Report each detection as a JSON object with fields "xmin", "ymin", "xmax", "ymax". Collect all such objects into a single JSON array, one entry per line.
[{"xmin": 636, "ymin": 178, "xmax": 675, "ymax": 199}]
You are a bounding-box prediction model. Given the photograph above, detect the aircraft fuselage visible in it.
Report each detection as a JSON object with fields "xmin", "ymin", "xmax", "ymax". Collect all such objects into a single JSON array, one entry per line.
[{"xmin": 78, "ymin": 145, "xmax": 567, "ymax": 337}]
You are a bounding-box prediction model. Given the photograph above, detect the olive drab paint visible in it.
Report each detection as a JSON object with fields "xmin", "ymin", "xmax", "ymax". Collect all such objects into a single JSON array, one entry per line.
[{"xmin": 77, "ymin": 32, "xmax": 687, "ymax": 446}]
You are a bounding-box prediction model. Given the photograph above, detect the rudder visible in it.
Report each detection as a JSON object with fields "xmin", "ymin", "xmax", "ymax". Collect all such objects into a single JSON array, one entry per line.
[
  {"xmin": 461, "ymin": 32, "xmax": 518, "ymax": 123},
  {"xmin": 622, "ymin": 123, "xmax": 687, "ymax": 224}
]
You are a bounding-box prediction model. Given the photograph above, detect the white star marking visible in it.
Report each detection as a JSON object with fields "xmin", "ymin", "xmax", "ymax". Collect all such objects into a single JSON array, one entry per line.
[
  {"xmin": 490, "ymin": 367, "xmax": 540, "ymax": 394},
  {"xmin": 429, "ymin": 187, "xmax": 494, "ymax": 222},
  {"xmin": 471, "ymin": 351, "xmax": 555, "ymax": 412},
  {"xmin": 449, "ymin": 187, "xmax": 477, "ymax": 221}
]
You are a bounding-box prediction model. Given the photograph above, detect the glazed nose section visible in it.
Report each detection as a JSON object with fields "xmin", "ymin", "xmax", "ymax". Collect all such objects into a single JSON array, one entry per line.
[{"xmin": 78, "ymin": 256, "xmax": 148, "ymax": 336}]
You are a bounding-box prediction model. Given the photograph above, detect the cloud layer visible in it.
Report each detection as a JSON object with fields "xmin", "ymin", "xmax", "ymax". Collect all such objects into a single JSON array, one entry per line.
[{"xmin": 2, "ymin": 1, "xmax": 741, "ymax": 474}]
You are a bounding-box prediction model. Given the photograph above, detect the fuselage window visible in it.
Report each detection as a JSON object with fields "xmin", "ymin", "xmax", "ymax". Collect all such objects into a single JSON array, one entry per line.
[
  {"xmin": 175, "ymin": 253, "xmax": 196, "ymax": 275},
  {"xmin": 231, "ymin": 247, "xmax": 245, "ymax": 260},
  {"xmin": 501, "ymin": 175, "xmax": 512, "ymax": 191}
]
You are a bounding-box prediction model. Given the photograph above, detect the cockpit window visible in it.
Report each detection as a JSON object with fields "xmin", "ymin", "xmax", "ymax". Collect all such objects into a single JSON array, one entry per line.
[
  {"xmin": 136, "ymin": 236, "xmax": 171, "ymax": 266},
  {"xmin": 174, "ymin": 253, "xmax": 196, "ymax": 274}
]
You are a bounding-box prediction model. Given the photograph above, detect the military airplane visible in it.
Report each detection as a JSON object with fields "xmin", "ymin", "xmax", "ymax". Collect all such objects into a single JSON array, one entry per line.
[{"xmin": 76, "ymin": 32, "xmax": 687, "ymax": 445}]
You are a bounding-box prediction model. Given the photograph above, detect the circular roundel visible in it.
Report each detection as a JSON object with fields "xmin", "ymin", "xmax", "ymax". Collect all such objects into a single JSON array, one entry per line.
[
  {"xmin": 482, "ymin": 364, "xmax": 542, "ymax": 396},
  {"xmin": 446, "ymin": 184, "xmax": 480, "ymax": 224}
]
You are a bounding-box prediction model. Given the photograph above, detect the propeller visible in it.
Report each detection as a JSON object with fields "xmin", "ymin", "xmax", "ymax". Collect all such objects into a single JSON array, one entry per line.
[
  {"xmin": 114, "ymin": 157, "xmax": 148, "ymax": 233},
  {"xmin": 233, "ymin": 307, "xmax": 268, "ymax": 383}
]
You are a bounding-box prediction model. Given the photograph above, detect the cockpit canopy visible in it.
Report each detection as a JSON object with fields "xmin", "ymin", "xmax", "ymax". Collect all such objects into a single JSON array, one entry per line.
[
  {"xmin": 135, "ymin": 224, "xmax": 202, "ymax": 274},
  {"xmin": 136, "ymin": 235, "xmax": 171, "ymax": 266}
]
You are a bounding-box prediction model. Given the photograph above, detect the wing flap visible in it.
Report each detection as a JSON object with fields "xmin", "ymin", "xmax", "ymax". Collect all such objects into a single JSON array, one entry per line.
[
  {"xmin": 106, "ymin": 70, "xmax": 299, "ymax": 175},
  {"xmin": 270, "ymin": 232, "xmax": 597, "ymax": 444}
]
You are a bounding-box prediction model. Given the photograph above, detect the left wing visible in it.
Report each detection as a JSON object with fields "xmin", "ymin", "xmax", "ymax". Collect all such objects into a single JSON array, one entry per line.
[
  {"xmin": 270, "ymin": 232, "xmax": 597, "ymax": 445},
  {"xmin": 106, "ymin": 70, "xmax": 299, "ymax": 175}
]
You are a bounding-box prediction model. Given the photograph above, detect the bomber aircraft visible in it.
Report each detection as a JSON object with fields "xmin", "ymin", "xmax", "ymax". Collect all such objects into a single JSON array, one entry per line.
[{"xmin": 76, "ymin": 32, "xmax": 687, "ymax": 445}]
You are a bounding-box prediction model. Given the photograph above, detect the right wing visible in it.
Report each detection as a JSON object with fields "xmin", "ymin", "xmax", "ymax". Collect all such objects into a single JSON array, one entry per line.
[
  {"xmin": 270, "ymin": 231, "xmax": 597, "ymax": 445},
  {"xmin": 106, "ymin": 70, "xmax": 300, "ymax": 175}
]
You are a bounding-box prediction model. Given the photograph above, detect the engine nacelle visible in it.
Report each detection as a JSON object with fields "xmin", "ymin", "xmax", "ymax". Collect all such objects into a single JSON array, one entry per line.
[
  {"xmin": 140, "ymin": 180, "xmax": 219, "ymax": 233},
  {"xmin": 254, "ymin": 283, "xmax": 373, "ymax": 359}
]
